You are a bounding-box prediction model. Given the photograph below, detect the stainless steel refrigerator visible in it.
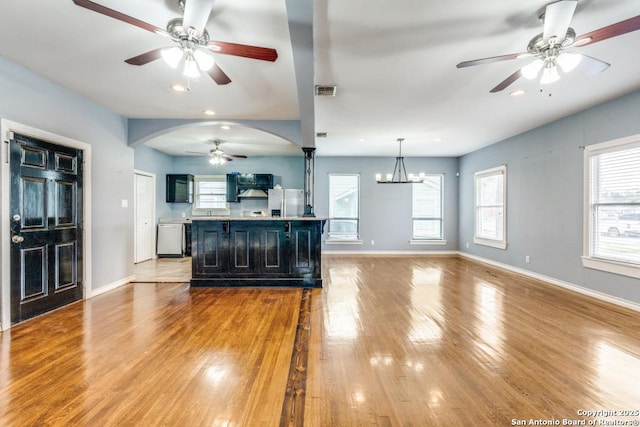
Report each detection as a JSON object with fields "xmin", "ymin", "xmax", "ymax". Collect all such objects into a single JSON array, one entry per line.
[{"xmin": 268, "ymin": 188, "xmax": 304, "ymax": 217}]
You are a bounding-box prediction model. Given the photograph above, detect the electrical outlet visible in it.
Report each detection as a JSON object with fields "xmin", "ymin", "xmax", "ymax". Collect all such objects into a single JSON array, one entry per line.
[
  {"xmin": 371, "ymin": 240, "xmax": 375, "ymax": 245},
  {"xmin": 466, "ymin": 242, "xmax": 470, "ymax": 248},
  {"xmin": 525, "ymin": 255, "xmax": 531, "ymax": 264}
]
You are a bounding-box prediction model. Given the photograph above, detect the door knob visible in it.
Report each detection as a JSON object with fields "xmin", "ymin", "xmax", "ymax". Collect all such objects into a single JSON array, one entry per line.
[
  {"xmin": 12, "ymin": 214, "xmax": 20, "ymax": 221},
  {"xmin": 12, "ymin": 235, "xmax": 24, "ymax": 243}
]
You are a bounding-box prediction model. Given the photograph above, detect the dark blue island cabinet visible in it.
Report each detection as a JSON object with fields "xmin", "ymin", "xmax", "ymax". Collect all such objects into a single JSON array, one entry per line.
[{"xmin": 190, "ymin": 218, "xmax": 326, "ymax": 288}]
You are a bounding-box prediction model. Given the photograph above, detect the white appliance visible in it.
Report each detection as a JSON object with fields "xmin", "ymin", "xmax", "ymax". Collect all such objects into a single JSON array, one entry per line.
[
  {"xmin": 157, "ymin": 218, "xmax": 186, "ymax": 257},
  {"xmin": 268, "ymin": 188, "xmax": 304, "ymax": 217}
]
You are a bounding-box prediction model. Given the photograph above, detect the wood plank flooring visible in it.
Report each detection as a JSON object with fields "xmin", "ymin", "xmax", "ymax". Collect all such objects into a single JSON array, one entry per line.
[{"xmin": 1, "ymin": 255, "xmax": 639, "ymax": 426}]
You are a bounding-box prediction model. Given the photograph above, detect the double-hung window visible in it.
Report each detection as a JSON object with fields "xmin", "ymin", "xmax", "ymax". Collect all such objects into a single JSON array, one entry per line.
[
  {"xmin": 583, "ymin": 136, "xmax": 640, "ymax": 278},
  {"xmin": 474, "ymin": 165, "xmax": 507, "ymax": 249},
  {"xmin": 327, "ymin": 174, "xmax": 360, "ymax": 241},
  {"xmin": 412, "ymin": 174, "xmax": 444, "ymax": 242},
  {"xmin": 192, "ymin": 175, "xmax": 230, "ymax": 216}
]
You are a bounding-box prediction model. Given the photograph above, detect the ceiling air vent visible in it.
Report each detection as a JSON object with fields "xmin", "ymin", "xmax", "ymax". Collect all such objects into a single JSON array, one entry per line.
[
  {"xmin": 315, "ymin": 85, "xmax": 337, "ymax": 96},
  {"xmin": 316, "ymin": 132, "xmax": 328, "ymax": 138}
]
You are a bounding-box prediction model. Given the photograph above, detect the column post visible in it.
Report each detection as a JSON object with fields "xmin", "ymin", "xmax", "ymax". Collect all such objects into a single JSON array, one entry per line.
[{"xmin": 302, "ymin": 147, "xmax": 316, "ymax": 217}]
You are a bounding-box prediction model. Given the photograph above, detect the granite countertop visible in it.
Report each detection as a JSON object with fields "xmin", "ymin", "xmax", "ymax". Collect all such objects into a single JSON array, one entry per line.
[{"xmin": 191, "ymin": 216, "xmax": 326, "ymax": 221}]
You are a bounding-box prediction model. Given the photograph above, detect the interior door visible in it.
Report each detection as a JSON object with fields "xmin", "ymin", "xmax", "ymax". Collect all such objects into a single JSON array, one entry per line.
[
  {"xmin": 9, "ymin": 133, "xmax": 83, "ymax": 324},
  {"xmin": 134, "ymin": 172, "xmax": 154, "ymax": 263}
]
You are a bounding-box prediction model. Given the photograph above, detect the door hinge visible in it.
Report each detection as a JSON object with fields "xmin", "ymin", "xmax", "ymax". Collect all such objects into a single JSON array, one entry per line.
[
  {"xmin": 3, "ymin": 139, "xmax": 8, "ymax": 164},
  {"xmin": 6, "ymin": 131, "xmax": 14, "ymax": 141}
]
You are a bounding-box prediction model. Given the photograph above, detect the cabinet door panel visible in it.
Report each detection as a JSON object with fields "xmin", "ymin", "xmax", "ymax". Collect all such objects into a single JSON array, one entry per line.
[{"xmin": 192, "ymin": 223, "xmax": 228, "ymax": 275}]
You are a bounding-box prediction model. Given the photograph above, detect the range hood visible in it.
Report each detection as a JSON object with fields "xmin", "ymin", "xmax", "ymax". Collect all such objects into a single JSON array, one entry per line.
[{"xmin": 238, "ymin": 188, "xmax": 268, "ymax": 198}]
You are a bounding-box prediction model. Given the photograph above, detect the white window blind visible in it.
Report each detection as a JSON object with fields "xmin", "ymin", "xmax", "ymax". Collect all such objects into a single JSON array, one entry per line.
[
  {"xmin": 193, "ymin": 175, "xmax": 229, "ymax": 215},
  {"xmin": 412, "ymin": 175, "xmax": 443, "ymax": 240},
  {"xmin": 588, "ymin": 143, "xmax": 640, "ymax": 265},
  {"xmin": 328, "ymin": 174, "xmax": 359, "ymax": 240},
  {"xmin": 474, "ymin": 165, "xmax": 507, "ymax": 249}
]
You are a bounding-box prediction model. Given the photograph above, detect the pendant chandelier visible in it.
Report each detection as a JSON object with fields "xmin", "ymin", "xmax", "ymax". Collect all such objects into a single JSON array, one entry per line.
[{"xmin": 375, "ymin": 138, "xmax": 426, "ymax": 184}]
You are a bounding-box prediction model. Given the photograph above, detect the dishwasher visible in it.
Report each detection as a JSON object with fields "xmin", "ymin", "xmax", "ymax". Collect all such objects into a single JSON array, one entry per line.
[{"xmin": 157, "ymin": 221, "xmax": 185, "ymax": 257}]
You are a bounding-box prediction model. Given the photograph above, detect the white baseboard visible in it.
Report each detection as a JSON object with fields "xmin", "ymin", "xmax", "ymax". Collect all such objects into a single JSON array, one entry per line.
[
  {"xmin": 322, "ymin": 250, "xmax": 458, "ymax": 256},
  {"xmin": 88, "ymin": 275, "xmax": 135, "ymax": 298},
  {"xmin": 458, "ymin": 252, "xmax": 640, "ymax": 313}
]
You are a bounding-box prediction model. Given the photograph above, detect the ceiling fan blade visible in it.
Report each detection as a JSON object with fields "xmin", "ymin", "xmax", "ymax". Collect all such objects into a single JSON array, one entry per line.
[
  {"xmin": 182, "ymin": 0, "xmax": 216, "ymax": 36},
  {"xmin": 577, "ymin": 54, "xmax": 610, "ymax": 76},
  {"xmin": 543, "ymin": 0, "xmax": 578, "ymax": 44},
  {"xmin": 490, "ymin": 70, "xmax": 522, "ymax": 93},
  {"xmin": 185, "ymin": 151, "xmax": 210, "ymax": 155},
  {"xmin": 72, "ymin": 0, "xmax": 167, "ymax": 36},
  {"xmin": 124, "ymin": 48, "xmax": 165, "ymax": 66},
  {"xmin": 574, "ymin": 15, "xmax": 640, "ymax": 47},
  {"xmin": 456, "ymin": 52, "xmax": 531, "ymax": 68},
  {"xmin": 208, "ymin": 41, "xmax": 278, "ymax": 62},
  {"xmin": 207, "ymin": 64, "xmax": 232, "ymax": 85},
  {"xmin": 229, "ymin": 154, "xmax": 248, "ymax": 159}
]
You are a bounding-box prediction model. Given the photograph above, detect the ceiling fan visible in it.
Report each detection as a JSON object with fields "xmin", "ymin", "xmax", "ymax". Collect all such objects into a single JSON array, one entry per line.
[
  {"xmin": 72, "ymin": 0, "xmax": 278, "ymax": 85},
  {"xmin": 456, "ymin": 0, "xmax": 640, "ymax": 93},
  {"xmin": 187, "ymin": 139, "xmax": 248, "ymax": 165}
]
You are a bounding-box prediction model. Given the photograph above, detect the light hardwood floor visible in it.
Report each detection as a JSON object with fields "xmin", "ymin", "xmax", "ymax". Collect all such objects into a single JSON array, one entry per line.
[{"xmin": 1, "ymin": 255, "xmax": 639, "ymax": 426}]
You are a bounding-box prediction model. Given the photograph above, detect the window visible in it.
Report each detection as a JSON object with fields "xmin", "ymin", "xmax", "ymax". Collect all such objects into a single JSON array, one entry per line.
[
  {"xmin": 412, "ymin": 174, "xmax": 444, "ymax": 241},
  {"xmin": 583, "ymin": 136, "xmax": 640, "ymax": 278},
  {"xmin": 192, "ymin": 175, "xmax": 230, "ymax": 216},
  {"xmin": 328, "ymin": 174, "xmax": 360, "ymax": 241},
  {"xmin": 474, "ymin": 165, "xmax": 507, "ymax": 249}
]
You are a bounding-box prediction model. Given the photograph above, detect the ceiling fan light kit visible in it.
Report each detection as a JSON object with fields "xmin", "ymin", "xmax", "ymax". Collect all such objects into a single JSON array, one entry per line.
[
  {"xmin": 72, "ymin": 0, "xmax": 278, "ymax": 86},
  {"xmin": 455, "ymin": 0, "xmax": 640, "ymax": 93}
]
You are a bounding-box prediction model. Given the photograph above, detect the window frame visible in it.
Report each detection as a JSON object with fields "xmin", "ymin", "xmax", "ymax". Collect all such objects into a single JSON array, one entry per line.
[
  {"xmin": 582, "ymin": 134, "xmax": 640, "ymax": 279},
  {"xmin": 191, "ymin": 175, "xmax": 230, "ymax": 216},
  {"xmin": 410, "ymin": 174, "xmax": 446, "ymax": 244},
  {"xmin": 473, "ymin": 165, "xmax": 507, "ymax": 249},
  {"xmin": 326, "ymin": 173, "xmax": 361, "ymax": 243}
]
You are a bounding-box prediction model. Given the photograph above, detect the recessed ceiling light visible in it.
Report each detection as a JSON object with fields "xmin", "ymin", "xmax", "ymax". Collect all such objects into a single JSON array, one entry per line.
[
  {"xmin": 510, "ymin": 89, "xmax": 526, "ymax": 96},
  {"xmin": 434, "ymin": 138, "xmax": 442, "ymax": 143},
  {"xmin": 221, "ymin": 125, "xmax": 230, "ymax": 130},
  {"xmin": 171, "ymin": 84, "xmax": 187, "ymax": 92},
  {"xmin": 203, "ymin": 109, "xmax": 216, "ymax": 116},
  {"xmin": 358, "ymin": 138, "xmax": 366, "ymax": 142}
]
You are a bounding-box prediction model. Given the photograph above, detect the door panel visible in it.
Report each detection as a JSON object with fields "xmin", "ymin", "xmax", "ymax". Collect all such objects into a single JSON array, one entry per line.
[
  {"xmin": 10, "ymin": 133, "xmax": 83, "ymax": 324},
  {"xmin": 134, "ymin": 173, "xmax": 154, "ymax": 263}
]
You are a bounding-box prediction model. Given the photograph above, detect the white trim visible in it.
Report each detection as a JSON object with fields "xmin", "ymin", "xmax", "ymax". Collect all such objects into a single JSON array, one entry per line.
[
  {"xmin": 474, "ymin": 164, "xmax": 507, "ymax": 250},
  {"xmin": 324, "ymin": 239, "xmax": 363, "ymax": 245},
  {"xmin": 583, "ymin": 134, "xmax": 640, "ymax": 278},
  {"xmin": 459, "ymin": 252, "xmax": 640, "ymax": 313},
  {"xmin": 89, "ymin": 276, "xmax": 135, "ymax": 298},
  {"xmin": 0, "ymin": 119, "xmax": 92, "ymax": 330},
  {"xmin": 410, "ymin": 239, "xmax": 447, "ymax": 245},
  {"xmin": 581, "ymin": 256, "xmax": 640, "ymax": 279},
  {"xmin": 134, "ymin": 170, "xmax": 157, "ymax": 264},
  {"xmin": 473, "ymin": 237, "xmax": 507, "ymax": 250},
  {"xmin": 322, "ymin": 250, "xmax": 458, "ymax": 255}
]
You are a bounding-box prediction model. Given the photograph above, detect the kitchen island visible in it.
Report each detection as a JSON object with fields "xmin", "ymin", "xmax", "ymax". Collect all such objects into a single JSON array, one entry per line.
[{"xmin": 190, "ymin": 217, "xmax": 326, "ymax": 288}]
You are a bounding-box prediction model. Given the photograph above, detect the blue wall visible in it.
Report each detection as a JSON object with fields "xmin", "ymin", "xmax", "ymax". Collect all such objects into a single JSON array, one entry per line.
[
  {"xmin": 316, "ymin": 156, "xmax": 459, "ymax": 252},
  {"xmin": 458, "ymin": 90, "xmax": 640, "ymax": 305},
  {"xmin": 0, "ymin": 56, "xmax": 133, "ymax": 292}
]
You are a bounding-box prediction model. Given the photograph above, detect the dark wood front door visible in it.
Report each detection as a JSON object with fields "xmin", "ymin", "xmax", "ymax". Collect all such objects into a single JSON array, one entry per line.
[{"xmin": 10, "ymin": 133, "xmax": 83, "ymax": 324}]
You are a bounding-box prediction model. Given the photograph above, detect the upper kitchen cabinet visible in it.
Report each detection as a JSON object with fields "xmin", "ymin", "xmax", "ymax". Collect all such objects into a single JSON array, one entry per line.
[
  {"xmin": 166, "ymin": 174, "xmax": 194, "ymax": 203},
  {"xmin": 226, "ymin": 173, "xmax": 274, "ymax": 202}
]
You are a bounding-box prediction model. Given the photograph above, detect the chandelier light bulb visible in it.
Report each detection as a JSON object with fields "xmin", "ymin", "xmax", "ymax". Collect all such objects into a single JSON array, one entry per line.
[
  {"xmin": 557, "ymin": 52, "xmax": 582, "ymax": 73},
  {"xmin": 193, "ymin": 50, "xmax": 214, "ymax": 71},
  {"xmin": 521, "ymin": 59, "xmax": 544, "ymax": 80},
  {"xmin": 209, "ymin": 156, "xmax": 227, "ymax": 165},
  {"xmin": 183, "ymin": 55, "xmax": 201, "ymax": 79},
  {"xmin": 161, "ymin": 47, "xmax": 183, "ymax": 69},
  {"xmin": 540, "ymin": 65, "xmax": 560, "ymax": 84}
]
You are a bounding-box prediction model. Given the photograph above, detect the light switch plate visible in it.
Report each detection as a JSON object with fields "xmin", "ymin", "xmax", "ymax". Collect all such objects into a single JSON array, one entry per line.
[{"xmin": 121, "ymin": 199, "xmax": 128, "ymax": 208}]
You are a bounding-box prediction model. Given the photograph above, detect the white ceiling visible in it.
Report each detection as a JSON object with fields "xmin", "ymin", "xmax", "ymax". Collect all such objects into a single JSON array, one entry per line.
[{"xmin": 1, "ymin": 0, "xmax": 640, "ymax": 158}]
